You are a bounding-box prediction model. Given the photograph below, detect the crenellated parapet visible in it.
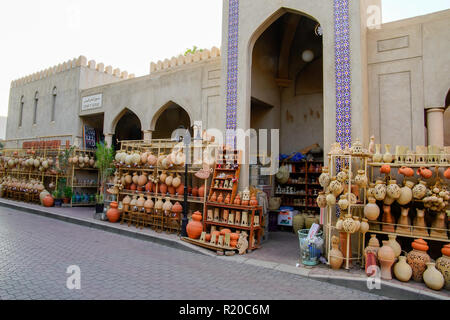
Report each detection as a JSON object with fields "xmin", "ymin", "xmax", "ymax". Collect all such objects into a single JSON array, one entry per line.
[
  {"xmin": 10, "ymin": 56, "xmax": 135, "ymax": 88},
  {"xmin": 149, "ymin": 47, "xmax": 221, "ymax": 74}
]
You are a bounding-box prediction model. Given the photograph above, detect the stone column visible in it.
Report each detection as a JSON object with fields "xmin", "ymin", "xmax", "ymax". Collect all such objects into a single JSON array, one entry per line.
[
  {"xmin": 104, "ymin": 133, "xmax": 113, "ymax": 148},
  {"xmin": 143, "ymin": 130, "xmax": 153, "ymax": 141},
  {"xmin": 426, "ymin": 107, "xmax": 445, "ymax": 147}
]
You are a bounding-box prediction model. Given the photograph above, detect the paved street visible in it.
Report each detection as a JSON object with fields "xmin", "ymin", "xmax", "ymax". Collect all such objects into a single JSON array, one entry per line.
[{"xmin": 0, "ymin": 207, "xmax": 387, "ymax": 300}]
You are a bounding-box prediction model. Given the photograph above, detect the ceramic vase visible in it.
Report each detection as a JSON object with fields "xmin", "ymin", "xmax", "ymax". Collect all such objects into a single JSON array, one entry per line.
[
  {"xmin": 374, "ymin": 180, "xmax": 387, "ymax": 201},
  {"xmin": 383, "ymin": 144, "xmax": 394, "ymax": 163},
  {"xmin": 186, "ymin": 211, "xmax": 203, "ymax": 239},
  {"xmin": 373, "ymin": 144, "xmax": 382, "ymax": 163},
  {"xmin": 319, "ymin": 167, "xmax": 331, "ymax": 188},
  {"xmin": 364, "ymin": 197, "xmax": 380, "ymax": 221},
  {"xmin": 407, "ymin": 239, "xmax": 431, "ymax": 282},
  {"xmin": 386, "ymin": 180, "xmax": 401, "ymax": 199},
  {"xmin": 343, "ymin": 214, "xmax": 358, "ymax": 234},
  {"xmin": 326, "ymin": 193, "xmax": 336, "ymax": 206},
  {"xmin": 339, "ymin": 232, "xmax": 352, "ymax": 263},
  {"xmin": 378, "ymin": 241, "xmax": 396, "ymax": 280},
  {"xmin": 387, "ymin": 235, "xmax": 401, "ymax": 258},
  {"xmin": 355, "ymin": 170, "xmax": 368, "ymax": 188},
  {"xmin": 412, "ymin": 181, "xmax": 427, "ymax": 200},
  {"xmin": 360, "ymin": 218, "xmax": 370, "ymax": 234},
  {"xmin": 397, "ymin": 180, "xmax": 414, "ymax": 206},
  {"xmin": 329, "ymin": 236, "xmax": 344, "ymax": 270},
  {"xmin": 423, "ymin": 263, "xmax": 445, "ymax": 291},
  {"xmin": 316, "ymin": 192, "xmax": 327, "ymax": 208},
  {"xmin": 394, "ymin": 256, "xmax": 413, "ymax": 282},
  {"xmin": 106, "ymin": 202, "xmax": 121, "ymax": 223},
  {"xmin": 436, "ymin": 244, "xmax": 450, "ymax": 290}
]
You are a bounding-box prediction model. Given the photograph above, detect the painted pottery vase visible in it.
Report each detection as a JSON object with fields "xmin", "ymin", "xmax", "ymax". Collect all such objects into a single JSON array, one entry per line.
[
  {"xmin": 373, "ymin": 144, "xmax": 383, "ymax": 162},
  {"xmin": 396, "ymin": 207, "xmax": 412, "ymax": 235},
  {"xmin": 234, "ymin": 193, "xmax": 242, "ymax": 205},
  {"xmin": 136, "ymin": 194, "xmax": 146, "ymax": 211},
  {"xmin": 364, "ymin": 197, "xmax": 380, "ymax": 221},
  {"xmin": 352, "ymin": 216, "xmax": 361, "ymax": 232},
  {"xmin": 367, "ymin": 183, "xmax": 376, "ymax": 199},
  {"xmin": 374, "ymin": 180, "xmax": 387, "ymax": 201},
  {"xmin": 423, "ymin": 263, "xmax": 445, "ymax": 291},
  {"xmin": 407, "ymin": 239, "xmax": 431, "ymax": 282},
  {"xmin": 386, "ymin": 180, "xmax": 401, "ymax": 199},
  {"xmin": 394, "ymin": 256, "xmax": 413, "ymax": 282},
  {"xmin": 316, "ymin": 192, "xmax": 327, "ymax": 208},
  {"xmin": 343, "ymin": 214, "xmax": 358, "ymax": 234},
  {"xmin": 249, "ymin": 194, "xmax": 258, "ymax": 206},
  {"xmin": 162, "ymin": 198, "xmax": 173, "ymax": 213},
  {"xmin": 329, "ymin": 178, "xmax": 344, "ymax": 197},
  {"xmin": 338, "ymin": 195, "xmax": 349, "ymax": 210},
  {"xmin": 336, "ymin": 169, "xmax": 349, "ymax": 183},
  {"xmin": 382, "ymin": 205, "xmax": 395, "ymax": 233},
  {"xmin": 380, "ymin": 164, "xmax": 391, "ymax": 175},
  {"xmin": 165, "ymin": 174, "xmax": 174, "ymax": 187},
  {"xmin": 172, "ymin": 174, "xmax": 181, "ymax": 188},
  {"xmin": 360, "ymin": 218, "xmax": 370, "ymax": 234},
  {"xmin": 106, "ymin": 201, "xmax": 121, "ymax": 223},
  {"xmin": 159, "ymin": 171, "xmax": 167, "ymax": 184},
  {"xmin": 186, "ymin": 211, "xmax": 203, "ymax": 239},
  {"xmin": 326, "ymin": 193, "xmax": 336, "ymax": 206},
  {"xmin": 217, "ymin": 193, "xmax": 224, "ymax": 203},
  {"xmin": 436, "ymin": 244, "xmax": 450, "ymax": 290},
  {"xmin": 397, "ymin": 180, "xmax": 414, "ymax": 206},
  {"xmin": 144, "ymin": 197, "xmax": 154, "ymax": 213},
  {"xmin": 412, "ymin": 181, "xmax": 427, "ymax": 200},
  {"xmin": 130, "ymin": 195, "xmax": 138, "ymax": 212},
  {"xmin": 378, "ymin": 241, "xmax": 396, "ymax": 280},
  {"xmin": 293, "ymin": 214, "xmax": 305, "ymax": 235},
  {"xmin": 354, "ymin": 170, "xmax": 368, "ymax": 187},
  {"xmin": 318, "ymin": 167, "xmax": 331, "ymax": 188},
  {"xmin": 225, "ymin": 193, "xmax": 231, "ymax": 204},
  {"xmin": 387, "ymin": 235, "xmax": 402, "ymax": 258},
  {"xmin": 210, "ymin": 191, "xmax": 217, "ymax": 202},
  {"xmin": 383, "ymin": 144, "xmax": 394, "ymax": 163},
  {"xmin": 412, "ymin": 209, "xmax": 429, "ymax": 237},
  {"xmin": 329, "ymin": 236, "xmax": 344, "ymax": 270}
]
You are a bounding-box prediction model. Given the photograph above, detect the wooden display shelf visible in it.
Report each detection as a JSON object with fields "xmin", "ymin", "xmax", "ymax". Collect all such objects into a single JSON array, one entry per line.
[
  {"xmin": 210, "ymin": 187, "xmax": 234, "ymax": 191},
  {"xmin": 118, "ymin": 190, "xmax": 206, "ymax": 204},
  {"xmin": 204, "ymin": 220, "xmax": 262, "ymax": 231},
  {"xmin": 181, "ymin": 237, "xmax": 236, "ymax": 252},
  {"xmin": 365, "ymin": 229, "xmax": 450, "ymax": 243},
  {"xmin": 368, "ymin": 162, "xmax": 450, "ymax": 168}
]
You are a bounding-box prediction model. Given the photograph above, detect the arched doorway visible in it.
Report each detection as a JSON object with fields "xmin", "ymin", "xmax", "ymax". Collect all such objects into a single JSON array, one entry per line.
[
  {"xmin": 152, "ymin": 102, "xmax": 191, "ymax": 140},
  {"xmin": 250, "ymin": 11, "xmax": 324, "ymax": 156},
  {"xmin": 113, "ymin": 109, "xmax": 142, "ymax": 150}
]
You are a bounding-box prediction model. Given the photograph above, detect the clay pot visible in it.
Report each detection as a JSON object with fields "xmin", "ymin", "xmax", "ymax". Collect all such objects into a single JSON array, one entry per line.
[
  {"xmin": 124, "ymin": 173, "xmax": 132, "ymax": 185},
  {"xmin": 224, "ymin": 193, "xmax": 231, "ymax": 204},
  {"xmin": 338, "ymin": 195, "xmax": 349, "ymax": 210},
  {"xmin": 396, "ymin": 207, "xmax": 412, "ymax": 235},
  {"xmin": 342, "ymin": 214, "xmax": 358, "ymax": 234},
  {"xmin": 106, "ymin": 201, "xmax": 121, "ymax": 223},
  {"xmin": 137, "ymin": 173, "xmax": 148, "ymax": 187},
  {"xmin": 360, "ymin": 218, "xmax": 370, "ymax": 234},
  {"xmin": 374, "ymin": 180, "xmax": 387, "ymax": 201},
  {"xmin": 336, "ymin": 169, "xmax": 349, "ymax": 183},
  {"xmin": 147, "ymin": 154, "xmax": 157, "ymax": 166},
  {"xmin": 210, "ymin": 191, "xmax": 217, "ymax": 202},
  {"xmin": 365, "ymin": 234, "xmax": 380, "ymax": 261},
  {"xmin": 412, "ymin": 181, "xmax": 427, "ymax": 200},
  {"xmin": 129, "ymin": 183, "xmax": 137, "ymax": 191},
  {"xmin": 436, "ymin": 244, "xmax": 450, "ymax": 290},
  {"xmin": 318, "ymin": 167, "xmax": 331, "ymax": 188},
  {"xmin": 382, "ymin": 205, "xmax": 395, "ymax": 233},
  {"xmin": 326, "ymin": 193, "xmax": 336, "ymax": 206},
  {"xmin": 172, "ymin": 202, "xmax": 183, "ymax": 214},
  {"xmin": 130, "ymin": 196, "xmax": 138, "ymax": 211},
  {"xmin": 394, "ymin": 256, "xmax": 413, "ymax": 282},
  {"xmin": 417, "ymin": 167, "xmax": 432, "ymax": 179},
  {"xmin": 42, "ymin": 194, "xmax": 54, "ymax": 207},
  {"xmin": 397, "ymin": 180, "xmax": 414, "ymax": 206},
  {"xmin": 234, "ymin": 193, "xmax": 242, "ymax": 205},
  {"xmin": 186, "ymin": 211, "xmax": 203, "ymax": 239},
  {"xmin": 144, "ymin": 197, "xmax": 154, "ymax": 213},
  {"xmin": 145, "ymin": 181, "xmax": 153, "ymax": 193},
  {"xmin": 132, "ymin": 172, "xmax": 139, "ymax": 185},
  {"xmin": 380, "ymin": 164, "xmax": 391, "ymax": 175},
  {"xmin": 249, "ymin": 194, "xmax": 258, "ymax": 206},
  {"xmin": 378, "ymin": 241, "xmax": 396, "ymax": 280},
  {"xmin": 168, "ymin": 186, "xmax": 176, "ymax": 195},
  {"xmin": 159, "ymin": 183, "xmax": 168, "ymax": 195},
  {"xmin": 162, "ymin": 198, "xmax": 173, "ymax": 212},
  {"xmin": 217, "ymin": 193, "xmax": 224, "ymax": 203},
  {"xmin": 444, "ymin": 168, "xmax": 450, "ymax": 180},
  {"xmin": 316, "ymin": 192, "xmax": 327, "ymax": 209},
  {"xmin": 123, "ymin": 195, "xmax": 131, "ymax": 211},
  {"xmin": 423, "ymin": 263, "xmax": 445, "ymax": 291},
  {"xmin": 205, "ymin": 234, "xmax": 211, "ymax": 242},
  {"xmin": 383, "ymin": 144, "xmax": 394, "ymax": 163},
  {"xmin": 387, "ymin": 235, "xmax": 401, "ymax": 258},
  {"xmin": 155, "ymin": 198, "xmax": 164, "ymax": 211},
  {"xmin": 364, "ymin": 197, "xmax": 380, "ymax": 221},
  {"xmin": 407, "ymin": 239, "xmax": 431, "ymax": 282},
  {"xmin": 172, "ymin": 174, "xmax": 181, "ymax": 188},
  {"xmin": 159, "ymin": 171, "xmax": 167, "ymax": 184},
  {"xmin": 373, "ymin": 144, "xmax": 383, "ymax": 162},
  {"xmin": 329, "ymin": 236, "xmax": 344, "ymax": 270},
  {"xmin": 39, "ymin": 190, "xmax": 50, "ymax": 205},
  {"xmin": 399, "ymin": 166, "xmax": 414, "ymax": 177},
  {"xmin": 386, "ymin": 180, "xmax": 401, "ymax": 199},
  {"xmin": 176, "ymin": 184, "xmax": 184, "ymax": 196},
  {"xmin": 329, "ymin": 178, "xmax": 344, "ymax": 197},
  {"xmin": 136, "ymin": 194, "xmax": 146, "ymax": 211},
  {"xmin": 198, "ymin": 185, "xmax": 205, "ymax": 198},
  {"xmin": 191, "ymin": 186, "xmax": 198, "ymax": 197}
]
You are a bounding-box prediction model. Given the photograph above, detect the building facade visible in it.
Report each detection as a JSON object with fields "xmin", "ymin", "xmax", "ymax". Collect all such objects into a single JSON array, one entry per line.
[{"xmin": 5, "ymin": 1, "xmax": 450, "ymax": 184}]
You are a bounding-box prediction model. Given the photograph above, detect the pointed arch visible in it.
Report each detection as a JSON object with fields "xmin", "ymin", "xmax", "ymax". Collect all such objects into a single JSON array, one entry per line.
[
  {"xmin": 150, "ymin": 101, "xmax": 192, "ymax": 139},
  {"xmin": 111, "ymin": 108, "xmax": 143, "ymax": 149}
]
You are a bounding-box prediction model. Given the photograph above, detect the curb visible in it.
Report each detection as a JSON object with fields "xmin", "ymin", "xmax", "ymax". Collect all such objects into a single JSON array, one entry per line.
[{"xmin": 1, "ymin": 200, "xmax": 448, "ymax": 300}]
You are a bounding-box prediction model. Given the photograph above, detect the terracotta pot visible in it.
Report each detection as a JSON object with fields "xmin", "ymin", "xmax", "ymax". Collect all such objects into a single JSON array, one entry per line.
[
  {"xmin": 217, "ymin": 193, "xmax": 224, "ymax": 203},
  {"xmin": 234, "ymin": 194, "xmax": 242, "ymax": 205},
  {"xmin": 326, "ymin": 193, "xmax": 336, "ymax": 206},
  {"xmin": 162, "ymin": 198, "xmax": 173, "ymax": 212},
  {"xmin": 380, "ymin": 164, "xmax": 391, "ymax": 175},
  {"xmin": 417, "ymin": 167, "xmax": 432, "ymax": 179},
  {"xmin": 382, "ymin": 205, "xmax": 395, "ymax": 233},
  {"xmin": 444, "ymin": 168, "xmax": 450, "ymax": 180},
  {"xmin": 329, "ymin": 236, "xmax": 344, "ymax": 270},
  {"xmin": 407, "ymin": 239, "xmax": 431, "ymax": 282},
  {"xmin": 42, "ymin": 194, "xmax": 54, "ymax": 207},
  {"xmin": 172, "ymin": 202, "xmax": 183, "ymax": 214},
  {"xmin": 165, "ymin": 174, "xmax": 174, "ymax": 187},
  {"xmin": 172, "ymin": 174, "xmax": 181, "ymax": 188},
  {"xmin": 123, "ymin": 195, "xmax": 131, "ymax": 211},
  {"xmin": 387, "ymin": 235, "xmax": 402, "ymax": 258},
  {"xmin": 155, "ymin": 198, "xmax": 164, "ymax": 211},
  {"xmin": 145, "ymin": 181, "xmax": 153, "ymax": 193},
  {"xmin": 230, "ymin": 240, "xmax": 238, "ymax": 248},
  {"xmin": 360, "ymin": 218, "xmax": 370, "ymax": 234},
  {"xmin": 399, "ymin": 166, "xmax": 414, "ymax": 177},
  {"xmin": 191, "ymin": 186, "xmax": 198, "ymax": 197},
  {"xmin": 176, "ymin": 184, "xmax": 184, "ymax": 196},
  {"xmin": 210, "ymin": 191, "xmax": 217, "ymax": 202},
  {"xmin": 132, "ymin": 172, "xmax": 139, "ymax": 185},
  {"xmin": 220, "ymin": 228, "xmax": 232, "ymax": 236},
  {"xmin": 339, "ymin": 232, "xmax": 352, "ymax": 263},
  {"xmin": 136, "ymin": 194, "xmax": 146, "ymax": 210},
  {"xmin": 397, "ymin": 180, "xmax": 414, "ymax": 206},
  {"xmin": 159, "ymin": 183, "xmax": 168, "ymax": 195},
  {"xmin": 106, "ymin": 201, "xmax": 121, "ymax": 223},
  {"xmin": 198, "ymin": 185, "xmax": 205, "ymax": 198},
  {"xmin": 168, "ymin": 186, "xmax": 176, "ymax": 195},
  {"xmin": 130, "ymin": 183, "xmax": 137, "ymax": 191},
  {"xmin": 224, "ymin": 193, "xmax": 231, "ymax": 204},
  {"xmin": 186, "ymin": 211, "xmax": 203, "ymax": 239},
  {"xmin": 249, "ymin": 194, "xmax": 258, "ymax": 206},
  {"xmin": 316, "ymin": 192, "xmax": 327, "ymax": 208},
  {"xmin": 147, "ymin": 154, "xmax": 157, "ymax": 166},
  {"xmin": 423, "ymin": 263, "xmax": 445, "ymax": 291},
  {"xmin": 366, "ymin": 251, "xmax": 377, "ymax": 276},
  {"xmin": 383, "ymin": 144, "xmax": 394, "ymax": 163},
  {"xmin": 394, "ymin": 256, "xmax": 413, "ymax": 282},
  {"xmin": 137, "ymin": 173, "xmax": 148, "ymax": 187},
  {"xmin": 436, "ymin": 244, "xmax": 450, "ymax": 290},
  {"xmin": 159, "ymin": 172, "xmax": 167, "ymax": 184},
  {"xmin": 396, "ymin": 207, "xmax": 412, "ymax": 235},
  {"xmin": 144, "ymin": 197, "xmax": 154, "ymax": 213},
  {"xmin": 378, "ymin": 241, "xmax": 396, "ymax": 280}
]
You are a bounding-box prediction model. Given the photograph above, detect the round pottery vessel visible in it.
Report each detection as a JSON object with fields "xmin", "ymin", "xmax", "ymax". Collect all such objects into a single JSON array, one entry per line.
[
  {"xmin": 412, "ymin": 181, "xmax": 427, "ymax": 200},
  {"xmin": 198, "ymin": 185, "xmax": 205, "ymax": 198},
  {"xmin": 360, "ymin": 218, "xmax": 370, "ymax": 234},
  {"xmin": 106, "ymin": 202, "xmax": 121, "ymax": 223},
  {"xmin": 42, "ymin": 194, "xmax": 54, "ymax": 207},
  {"xmin": 394, "ymin": 256, "xmax": 413, "ymax": 282},
  {"xmin": 364, "ymin": 197, "xmax": 380, "ymax": 221},
  {"xmin": 378, "ymin": 241, "xmax": 396, "ymax": 280},
  {"xmin": 397, "ymin": 180, "xmax": 414, "ymax": 206},
  {"xmin": 386, "ymin": 180, "xmax": 401, "ymax": 199},
  {"xmin": 407, "ymin": 239, "xmax": 431, "ymax": 282},
  {"xmin": 423, "ymin": 263, "xmax": 445, "ymax": 291},
  {"xmin": 186, "ymin": 211, "xmax": 203, "ymax": 239},
  {"xmin": 387, "ymin": 235, "xmax": 402, "ymax": 258},
  {"xmin": 329, "ymin": 236, "xmax": 344, "ymax": 270},
  {"xmin": 436, "ymin": 244, "xmax": 450, "ymax": 290},
  {"xmin": 374, "ymin": 180, "xmax": 387, "ymax": 201}
]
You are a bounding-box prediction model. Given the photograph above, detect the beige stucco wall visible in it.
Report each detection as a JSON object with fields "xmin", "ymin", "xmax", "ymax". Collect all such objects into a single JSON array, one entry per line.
[{"xmin": 367, "ymin": 9, "xmax": 450, "ymax": 148}]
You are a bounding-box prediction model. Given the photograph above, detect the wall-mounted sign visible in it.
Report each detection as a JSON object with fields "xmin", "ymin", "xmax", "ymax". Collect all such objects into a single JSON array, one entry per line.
[{"xmin": 81, "ymin": 93, "xmax": 102, "ymax": 111}]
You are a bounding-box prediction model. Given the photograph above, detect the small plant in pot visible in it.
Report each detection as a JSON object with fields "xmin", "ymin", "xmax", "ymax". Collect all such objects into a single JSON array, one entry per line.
[
  {"xmin": 94, "ymin": 141, "xmax": 115, "ymax": 218},
  {"xmin": 63, "ymin": 186, "xmax": 73, "ymax": 204},
  {"xmin": 52, "ymin": 190, "xmax": 62, "ymax": 207}
]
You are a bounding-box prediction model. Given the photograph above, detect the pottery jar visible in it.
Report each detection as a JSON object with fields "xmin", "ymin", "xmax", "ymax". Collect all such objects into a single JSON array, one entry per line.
[
  {"xmin": 397, "ymin": 180, "xmax": 414, "ymax": 206},
  {"xmin": 329, "ymin": 236, "xmax": 344, "ymax": 270},
  {"xmin": 186, "ymin": 211, "xmax": 203, "ymax": 239},
  {"xmin": 159, "ymin": 183, "xmax": 168, "ymax": 195},
  {"xmin": 412, "ymin": 181, "xmax": 427, "ymax": 200},
  {"xmin": 147, "ymin": 154, "xmax": 157, "ymax": 166},
  {"xmin": 360, "ymin": 218, "xmax": 370, "ymax": 234},
  {"xmin": 176, "ymin": 183, "xmax": 184, "ymax": 196},
  {"xmin": 136, "ymin": 194, "xmax": 146, "ymax": 211},
  {"xmin": 380, "ymin": 164, "xmax": 391, "ymax": 175},
  {"xmin": 168, "ymin": 185, "xmax": 176, "ymax": 195},
  {"xmin": 249, "ymin": 194, "xmax": 258, "ymax": 206},
  {"xmin": 326, "ymin": 193, "xmax": 336, "ymax": 206},
  {"xmin": 191, "ymin": 186, "xmax": 199, "ymax": 197},
  {"xmin": 172, "ymin": 202, "xmax": 183, "ymax": 215},
  {"xmin": 387, "ymin": 235, "xmax": 402, "ymax": 258},
  {"xmin": 162, "ymin": 198, "xmax": 173, "ymax": 213},
  {"xmin": 417, "ymin": 167, "xmax": 433, "ymax": 179},
  {"xmin": 378, "ymin": 241, "xmax": 396, "ymax": 280},
  {"xmin": 132, "ymin": 172, "xmax": 139, "ymax": 185},
  {"xmin": 198, "ymin": 185, "xmax": 205, "ymax": 198},
  {"xmin": 124, "ymin": 173, "xmax": 132, "ymax": 185},
  {"xmin": 382, "ymin": 205, "xmax": 395, "ymax": 233},
  {"xmin": 144, "ymin": 197, "xmax": 154, "ymax": 213},
  {"xmin": 336, "ymin": 169, "xmax": 349, "ymax": 183},
  {"xmin": 42, "ymin": 194, "xmax": 54, "ymax": 207},
  {"xmin": 342, "ymin": 214, "xmax": 358, "ymax": 234},
  {"xmin": 172, "ymin": 174, "xmax": 181, "ymax": 188},
  {"xmin": 386, "ymin": 180, "xmax": 401, "ymax": 199},
  {"xmin": 165, "ymin": 174, "xmax": 174, "ymax": 187},
  {"xmin": 352, "ymin": 216, "xmax": 361, "ymax": 232},
  {"xmin": 335, "ymin": 216, "xmax": 344, "ymax": 231},
  {"xmin": 364, "ymin": 197, "xmax": 380, "ymax": 221},
  {"xmin": 329, "ymin": 178, "xmax": 344, "ymax": 197},
  {"xmin": 159, "ymin": 171, "xmax": 167, "ymax": 184},
  {"xmin": 130, "ymin": 196, "xmax": 138, "ymax": 212},
  {"xmin": 154, "ymin": 197, "xmax": 164, "ymax": 211},
  {"xmin": 407, "ymin": 239, "xmax": 431, "ymax": 282},
  {"xmin": 444, "ymin": 167, "xmax": 450, "ymax": 180},
  {"xmin": 399, "ymin": 166, "xmax": 414, "ymax": 177},
  {"xmin": 365, "ymin": 234, "xmax": 380, "ymax": 258},
  {"xmin": 423, "ymin": 263, "xmax": 445, "ymax": 291},
  {"xmin": 367, "ymin": 183, "xmax": 376, "ymax": 199},
  {"xmin": 436, "ymin": 244, "xmax": 450, "ymax": 290},
  {"xmin": 318, "ymin": 167, "xmax": 331, "ymax": 188},
  {"xmin": 394, "ymin": 256, "xmax": 413, "ymax": 282},
  {"xmin": 106, "ymin": 202, "xmax": 121, "ymax": 223},
  {"xmin": 316, "ymin": 192, "xmax": 327, "ymax": 208},
  {"xmin": 122, "ymin": 195, "xmax": 131, "ymax": 211},
  {"xmin": 374, "ymin": 180, "xmax": 387, "ymax": 201},
  {"xmin": 338, "ymin": 195, "xmax": 349, "ymax": 211},
  {"xmin": 354, "ymin": 170, "xmax": 368, "ymax": 188},
  {"xmin": 373, "ymin": 144, "xmax": 383, "ymax": 163},
  {"xmin": 383, "ymin": 144, "xmax": 394, "ymax": 163},
  {"xmin": 138, "ymin": 172, "xmax": 148, "ymax": 187},
  {"xmin": 396, "ymin": 207, "xmax": 412, "ymax": 235}
]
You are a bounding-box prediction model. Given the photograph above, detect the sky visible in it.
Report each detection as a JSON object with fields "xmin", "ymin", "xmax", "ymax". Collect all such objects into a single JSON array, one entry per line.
[{"xmin": 0, "ymin": 0, "xmax": 449, "ymax": 117}]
